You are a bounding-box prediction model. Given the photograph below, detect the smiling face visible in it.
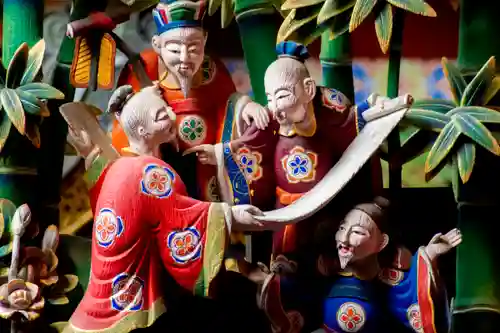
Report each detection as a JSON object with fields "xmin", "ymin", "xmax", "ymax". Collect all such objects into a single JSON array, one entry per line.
[
  {"xmin": 335, "ymin": 209, "xmax": 388, "ymax": 269},
  {"xmin": 152, "ymin": 27, "xmax": 206, "ymax": 96},
  {"xmin": 121, "ymin": 87, "xmax": 177, "ymax": 146},
  {"xmin": 264, "ymin": 57, "xmax": 316, "ymax": 126}
]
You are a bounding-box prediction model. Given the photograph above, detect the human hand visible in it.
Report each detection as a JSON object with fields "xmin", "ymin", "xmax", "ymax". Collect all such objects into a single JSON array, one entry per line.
[
  {"xmin": 242, "ymin": 102, "xmax": 270, "ymax": 130},
  {"xmin": 183, "ymin": 144, "xmax": 216, "ymax": 165},
  {"xmin": 424, "ymin": 228, "xmax": 462, "ymax": 262},
  {"xmin": 231, "ymin": 205, "xmax": 266, "ymax": 232},
  {"xmin": 67, "ymin": 127, "xmax": 96, "ymax": 158}
]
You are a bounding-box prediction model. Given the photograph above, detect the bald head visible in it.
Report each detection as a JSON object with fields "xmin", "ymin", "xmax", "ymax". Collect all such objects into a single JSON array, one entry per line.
[{"xmin": 264, "ymin": 57, "xmax": 316, "ymax": 125}]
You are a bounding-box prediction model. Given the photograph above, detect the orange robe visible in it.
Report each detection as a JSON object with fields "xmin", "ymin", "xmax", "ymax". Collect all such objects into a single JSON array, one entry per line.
[
  {"xmin": 112, "ymin": 49, "xmax": 239, "ymax": 201},
  {"xmin": 67, "ymin": 155, "xmax": 229, "ymax": 333}
]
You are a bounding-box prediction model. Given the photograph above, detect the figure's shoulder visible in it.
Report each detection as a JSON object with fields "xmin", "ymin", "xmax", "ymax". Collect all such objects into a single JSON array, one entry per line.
[
  {"xmin": 315, "ymin": 87, "xmax": 352, "ymax": 113},
  {"xmin": 138, "ymin": 49, "xmax": 160, "ymax": 76}
]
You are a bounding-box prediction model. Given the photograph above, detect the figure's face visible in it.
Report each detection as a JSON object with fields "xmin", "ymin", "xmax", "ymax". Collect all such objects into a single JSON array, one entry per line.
[
  {"xmin": 264, "ymin": 61, "xmax": 315, "ymax": 126},
  {"xmin": 335, "ymin": 209, "xmax": 387, "ymax": 269},
  {"xmin": 125, "ymin": 90, "xmax": 177, "ymax": 145},
  {"xmin": 152, "ymin": 28, "xmax": 205, "ymax": 82}
]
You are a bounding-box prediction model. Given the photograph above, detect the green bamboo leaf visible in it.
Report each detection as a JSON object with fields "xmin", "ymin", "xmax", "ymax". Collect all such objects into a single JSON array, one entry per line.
[
  {"xmin": 0, "ymin": 88, "xmax": 26, "ymax": 135},
  {"xmin": 374, "ymin": 2, "xmax": 393, "ymax": 54},
  {"xmin": 456, "ymin": 142, "xmax": 476, "ymax": 183},
  {"xmin": 386, "ymin": 0, "xmax": 436, "ymax": 16},
  {"xmin": 220, "ymin": 0, "xmax": 234, "ymax": 28},
  {"xmin": 6, "ymin": 43, "xmax": 29, "ymax": 88},
  {"xmin": 317, "ymin": 0, "xmax": 355, "ymax": 24},
  {"xmin": 282, "ymin": 0, "xmax": 323, "ymax": 10},
  {"xmin": 208, "ymin": 0, "xmax": 223, "ymax": 15},
  {"xmin": 20, "ymin": 39, "xmax": 45, "ymax": 86},
  {"xmin": 278, "ymin": 5, "xmax": 322, "ymax": 43},
  {"xmin": 26, "ymin": 123, "xmax": 41, "ymax": 148},
  {"xmin": 393, "ymin": 129, "xmax": 437, "ymax": 165},
  {"xmin": 447, "ymin": 106, "xmax": 500, "ymax": 124},
  {"xmin": 50, "ymin": 322, "xmax": 68, "ymax": 333},
  {"xmin": 48, "ymin": 295, "xmax": 70, "ymax": 305},
  {"xmin": 441, "ymin": 57, "xmax": 467, "ymax": 105},
  {"xmin": 451, "ymin": 155, "xmax": 460, "ymax": 201},
  {"xmin": 483, "ymin": 77, "xmax": 500, "ymax": 106},
  {"xmin": 404, "ymin": 109, "xmax": 451, "ymax": 132},
  {"xmin": 411, "ymin": 99, "xmax": 456, "ymax": 113},
  {"xmin": 18, "ymin": 82, "xmax": 65, "ymax": 100},
  {"xmin": 349, "ymin": 0, "xmax": 378, "ymax": 32},
  {"xmin": 460, "ymin": 56, "xmax": 496, "ymax": 107},
  {"xmin": 425, "ymin": 121, "xmax": 460, "ymax": 173},
  {"xmin": 328, "ymin": 8, "xmax": 352, "ymax": 39},
  {"xmin": 0, "ymin": 199, "xmax": 16, "ymax": 257},
  {"xmin": 62, "ymin": 274, "xmax": 79, "ymax": 293},
  {"xmin": 15, "ymin": 88, "xmax": 48, "ymax": 116},
  {"xmin": 0, "ymin": 114, "xmax": 11, "ymax": 152},
  {"xmin": 452, "ymin": 112, "xmax": 500, "ymax": 155}
]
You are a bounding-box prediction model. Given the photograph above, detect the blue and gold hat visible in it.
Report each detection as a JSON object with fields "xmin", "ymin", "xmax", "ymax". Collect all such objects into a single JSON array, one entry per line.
[
  {"xmin": 152, "ymin": 0, "xmax": 206, "ymax": 34},
  {"xmin": 275, "ymin": 41, "xmax": 310, "ymax": 63}
]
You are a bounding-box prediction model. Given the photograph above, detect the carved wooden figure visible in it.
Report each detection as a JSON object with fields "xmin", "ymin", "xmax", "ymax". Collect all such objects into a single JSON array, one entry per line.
[
  {"xmin": 317, "ymin": 197, "xmax": 460, "ymax": 333},
  {"xmin": 111, "ymin": 0, "xmax": 268, "ymax": 202},
  {"xmin": 60, "ymin": 85, "xmax": 295, "ymax": 333}
]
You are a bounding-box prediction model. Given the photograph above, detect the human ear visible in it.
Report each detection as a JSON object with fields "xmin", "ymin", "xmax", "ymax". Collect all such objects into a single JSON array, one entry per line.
[
  {"xmin": 303, "ymin": 77, "xmax": 316, "ymax": 102},
  {"xmin": 152, "ymin": 35, "xmax": 161, "ymax": 53},
  {"xmin": 137, "ymin": 125, "xmax": 147, "ymax": 138},
  {"xmin": 380, "ymin": 233, "xmax": 389, "ymax": 251}
]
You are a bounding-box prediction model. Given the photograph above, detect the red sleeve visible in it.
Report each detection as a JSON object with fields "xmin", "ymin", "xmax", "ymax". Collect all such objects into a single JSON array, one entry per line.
[{"xmin": 132, "ymin": 155, "xmax": 229, "ymax": 296}]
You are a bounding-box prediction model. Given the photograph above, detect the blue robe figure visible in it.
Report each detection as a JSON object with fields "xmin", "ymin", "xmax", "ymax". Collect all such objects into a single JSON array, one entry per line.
[{"xmin": 323, "ymin": 247, "xmax": 450, "ymax": 333}]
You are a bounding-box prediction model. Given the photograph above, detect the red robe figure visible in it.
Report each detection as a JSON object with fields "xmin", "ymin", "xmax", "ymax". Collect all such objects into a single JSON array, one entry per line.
[
  {"xmin": 111, "ymin": 0, "xmax": 268, "ymax": 201},
  {"xmin": 64, "ymin": 85, "xmax": 276, "ymax": 333}
]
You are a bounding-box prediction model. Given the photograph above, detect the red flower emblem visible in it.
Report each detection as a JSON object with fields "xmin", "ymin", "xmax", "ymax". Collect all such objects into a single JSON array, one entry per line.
[
  {"xmin": 174, "ymin": 233, "xmax": 196, "ymax": 256},
  {"xmin": 407, "ymin": 304, "xmax": 423, "ymax": 332},
  {"xmin": 96, "ymin": 215, "xmax": 116, "ymax": 242},
  {"xmin": 148, "ymin": 170, "xmax": 168, "ymax": 193},
  {"xmin": 337, "ymin": 302, "xmax": 365, "ymax": 332}
]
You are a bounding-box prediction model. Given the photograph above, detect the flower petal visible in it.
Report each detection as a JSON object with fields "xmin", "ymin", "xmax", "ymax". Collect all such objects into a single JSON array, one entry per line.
[
  {"xmin": 7, "ymin": 279, "xmax": 28, "ymax": 294},
  {"xmin": 24, "ymin": 281, "xmax": 39, "ymax": 299}
]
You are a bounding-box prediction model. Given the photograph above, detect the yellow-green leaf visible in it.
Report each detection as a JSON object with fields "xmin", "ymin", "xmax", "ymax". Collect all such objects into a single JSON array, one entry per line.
[
  {"xmin": 278, "ymin": 5, "xmax": 322, "ymax": 43},
  {"xmin": 441, "ymin": 57, "xmax": 467, "ymax": 105},
  {"xmin": 328, "ymin": 9, "xmax": 352, "ymax": 40},
  {"xmin": 0, "ymin": 199, "xmax": 16, "ymax": 257},
  {"xmin": 317, "ymin": 0, "xmax": 355, "ymax": 24},
  {"xmin": 18, "ymin": 82, "xmax": 65, "ymax": 100},
  {"xmin": 50, "ymin": 322, "xmax": 68, "ymax": 333},
  {"xmin": 0, "ymin": 114, "xmax": 11, "ymax": 152},
  {"xmin": 20, "ymin": 39, "xmax": 45, "ymax": 86},
  {"xmin": 15, "ymin": 88, "xmax": 47, "ymax": 116},
  {"xmin": 394, "ymin": 129, "xmax": 437, "ymax": 165},
  {"xmin": 483, "ymin": 76, "xmax": 500, "ymax": 105},
  {"xmin": 374, "ymin": 2, "xmax": 393, "ymax": 54},
  {"xmin": 425, "ymin": 121, "xmax": 460, "ymax": 173},
  {"xmin": 0, "ymin": 267, "xmax": 8, "ymax": 277},
  {"xmin": 0, "ymin": 88, "xmax": 26, "ymax": 135},
  {"xmin": 451, "ymin": 155, "xmax": 460, "ymax": 201},
  {"xmin": 26, "ymin": 123, "xmax": 41, "ymax": 148},
  {"xmin": 447, "ymin": 106, "xmax": 500, "ymax": 124},
  {"xmin": 349, "ymin": 0, "xmax": 378, "ymax": 32},
  {"xmin": 6, "ymin": 43, "xmax": 29, "ymax": 88},
  {"xmin": 461, "ymin": 56, "xmax": 496, "ymax": 107},
  {"xmin": 282, "ymin": 0, "xmax": 323, "ymax": 10},
  {"xmin": 48, "ymin": 295, "xmax": 69, "ymax": 305},
  {"xmin": 208, "ymin": 0, "xmax": 223, "ymax": 15},
  {"xmin": 220, "ymin": 0, "xmax": 234, "ymax": 28},
  {"xmin": 62, "ymin": 274, "xmax": 79, "ymax": 293},
  {"xmin": 412, "ymin": 98, "xmax": 457, "ymax": 113},
  {"xmin": 456, "ymin": 142, "xmax": 475, "ymax": 183},
  {"xmin": 452, "ymin": 112, "xmax": 500, "ymax": 155},
  {"xmin": 404, "ymin": 109, "xmax": 450, "ymax": 132},
  {"xmin": 386, "ymin": 0, "xmax": 436, "ymax": 16}
]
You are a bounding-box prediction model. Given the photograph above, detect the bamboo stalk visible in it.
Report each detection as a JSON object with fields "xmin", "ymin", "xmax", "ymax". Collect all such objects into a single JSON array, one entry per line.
[{"xmin": 386, "ymin": 9, "xmax": 404, "ymax": 193}]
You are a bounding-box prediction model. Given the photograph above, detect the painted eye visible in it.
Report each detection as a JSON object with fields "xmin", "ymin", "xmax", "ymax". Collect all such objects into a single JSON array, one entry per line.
[{"xmin": 277, "ymin": 94, "xmax": 290, "ymax": 100}]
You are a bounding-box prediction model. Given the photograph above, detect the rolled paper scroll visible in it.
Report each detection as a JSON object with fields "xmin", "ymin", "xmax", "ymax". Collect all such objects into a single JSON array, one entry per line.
[{"xmin": 255, "ymin": 97, "xmax": 411, "ymax": 223}]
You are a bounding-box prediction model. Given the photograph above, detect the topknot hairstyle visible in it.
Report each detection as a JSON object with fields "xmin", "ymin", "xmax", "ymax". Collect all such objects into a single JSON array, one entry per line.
[{"xmin": 107, "ymin": 85, "xmax": 135, "ymax": 116}]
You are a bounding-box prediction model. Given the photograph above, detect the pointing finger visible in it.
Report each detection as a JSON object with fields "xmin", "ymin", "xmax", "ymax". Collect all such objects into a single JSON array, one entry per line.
[{"xmin": 183, "ymin": 145, "xmax": 207, "ymax": 156}]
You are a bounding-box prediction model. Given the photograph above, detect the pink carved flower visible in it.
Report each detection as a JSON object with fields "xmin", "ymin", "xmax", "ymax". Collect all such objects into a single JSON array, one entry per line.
[
  {"xmin": 148, "ymin": 170, "xmax": 168, "ymax": 192},
  {"xmin": 0, "ymin": 279, "xmax": 44, "ymax": 320},
  {"xmin": 339, "ymin": 306, "xmax": 363, "ymax": 330}
]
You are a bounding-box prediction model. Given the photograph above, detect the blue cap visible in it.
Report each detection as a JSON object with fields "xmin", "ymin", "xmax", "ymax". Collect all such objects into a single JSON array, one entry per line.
[{"xmin": 275, "ymin": 41, "xmax": 310, "ymax": 63}]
